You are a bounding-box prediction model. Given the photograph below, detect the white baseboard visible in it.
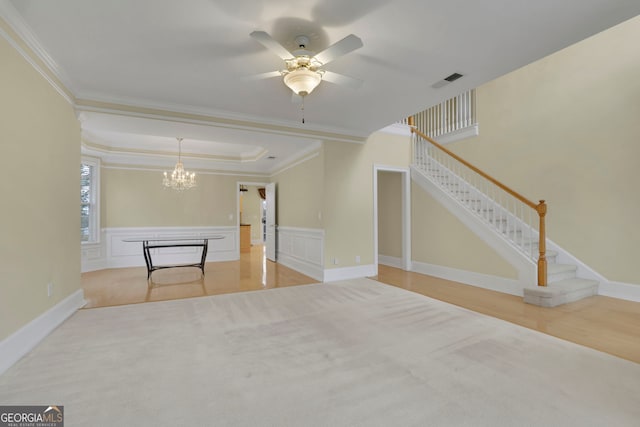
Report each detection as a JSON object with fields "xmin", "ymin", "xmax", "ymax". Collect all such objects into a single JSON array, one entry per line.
[
  {"xmin": 0, "ymin": 289, "xmax": 86, "ymax": 375},
  {"xmin": 411, "ymin": 260, "xmax": 523, "ymax": 296},
  {"xmin": 277, "ymin": 253, "xmax": 324, "ymax": 282},
  {"xmin": 597, "ymin": 280, "xmax": 640, "ymax": 302},
  {"xmin": 411, "ymin": 167, "xmax": 537, "ymax": 286},
  {"xmin": 378, "ymin": 255, "xmax": 403, "ymax": 269},
  {"xmin": 323, "ymin": 264, "xmax": 377, "ymax": 283}
]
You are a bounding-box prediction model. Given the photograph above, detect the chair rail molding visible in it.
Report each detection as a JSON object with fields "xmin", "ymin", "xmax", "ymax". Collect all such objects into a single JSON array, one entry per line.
[{"xmin": 96, "ymin": 226, "xmax": 239, "ymax": 271}]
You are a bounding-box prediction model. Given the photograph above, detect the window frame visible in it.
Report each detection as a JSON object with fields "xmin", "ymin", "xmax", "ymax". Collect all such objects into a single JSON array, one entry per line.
[{"xmin": 81, "ymin": 156, "xmax": 101, "ymax": 244}]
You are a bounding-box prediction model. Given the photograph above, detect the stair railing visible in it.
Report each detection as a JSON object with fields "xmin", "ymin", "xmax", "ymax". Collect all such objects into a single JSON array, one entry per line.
[{"xmin": 409, "ymin": 117, "xmax": 547, "ymax": 286}]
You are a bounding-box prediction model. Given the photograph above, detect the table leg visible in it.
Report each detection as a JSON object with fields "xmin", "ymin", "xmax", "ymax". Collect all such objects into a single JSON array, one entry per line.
[
  {"xmin": 199, "ymin": 239, "xmax": 208, "ymax": 276},
  {"xmin": 142, "ymin": 241, "xmax": 152, "ymax": 279}
]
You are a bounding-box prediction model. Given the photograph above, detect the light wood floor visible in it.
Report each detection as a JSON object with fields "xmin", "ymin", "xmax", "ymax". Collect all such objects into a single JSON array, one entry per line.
[
  {"xmin": 81, "ymin": 246, "xmax": 640, "ymax": 364},
  {"xmin": 81, "ymin": 245, "xmax": 316, "ymax": 309},
  {"xmin": 374, "ymin": 264, "xmax": 640, "ymax": 364}
]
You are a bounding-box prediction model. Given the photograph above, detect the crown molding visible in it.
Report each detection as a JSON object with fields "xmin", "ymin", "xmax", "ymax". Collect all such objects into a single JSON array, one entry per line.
[
  {"xmin": 75, "ymin": 98, "xmax": 368, "ymax": 145},
  {"xmin": 82, "ymin": 136, "xmax": 322, "ymax": 175},
  {"xmin": 81, "ymin": 139, "xmax": 268, "ymax": 163},
  {"xmin": 0, "ymin": 2, "xmax": 75, "ymax": 104}
]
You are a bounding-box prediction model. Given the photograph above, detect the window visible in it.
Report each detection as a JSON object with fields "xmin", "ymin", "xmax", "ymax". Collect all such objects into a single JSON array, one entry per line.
[{"xmin": 81, "ymin": 157, "xmax": 100, "ymax": 243}]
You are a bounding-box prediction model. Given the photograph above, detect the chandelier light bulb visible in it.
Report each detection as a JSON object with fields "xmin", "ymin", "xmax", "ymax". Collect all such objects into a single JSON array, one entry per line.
[{"xmin": 163, "ymin": 138, "xmax": 196, "ymax": 191}]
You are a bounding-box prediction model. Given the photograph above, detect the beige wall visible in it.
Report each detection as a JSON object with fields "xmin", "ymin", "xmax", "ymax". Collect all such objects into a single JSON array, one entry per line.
[
  {"xmin": 447, "ymin": 15, "xmax": 640, "ymax": 284},
  {"xmin": 240, "ymin": 185, "xmax": 263, "ymax": 242},
  {"xmin": 273, "ymin": 151, "xmax": 324, "ymax": 229},
  {"xmin": 411, "ymin": 185, "xmax": 518, "ymax": 278},
  {"xmin": 102, "ymin": 168, "xmax": 255, "ymax": 227},
  {"xmin": 323, "ymin": 132, "xmax": 411, "ymax": 268},
  {"xmin": 0, "ymin": 36, "xmax": 81, "ymax": 340},
  {"xmin": 378, "ymin": 171, "xmax": 403, "ymax": 258}
]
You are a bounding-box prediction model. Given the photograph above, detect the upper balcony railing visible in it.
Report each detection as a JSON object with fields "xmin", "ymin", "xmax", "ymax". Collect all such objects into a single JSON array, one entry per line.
[{"xmin": 413, "ymin": 89, "xmax": 476, "ymax": 139}]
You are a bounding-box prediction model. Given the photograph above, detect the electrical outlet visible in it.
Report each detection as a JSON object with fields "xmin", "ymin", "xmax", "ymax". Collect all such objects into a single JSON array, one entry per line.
[
  {"xmin": 47, "ymin": 282, "xmax": 53, "ymax": 298},
  {"xmin": 355, "ymin": 256, "xmax": 361, "ymax": 264},
  {"xmin": 333, "ymin": 258, "xmax": 339, "ymax": 265}
]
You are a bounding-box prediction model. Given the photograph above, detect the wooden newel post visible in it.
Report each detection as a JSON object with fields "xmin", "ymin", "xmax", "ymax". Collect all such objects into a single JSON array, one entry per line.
[
  {"xmin": 537, "ymin": 200, "xmax": 547, "ymax": 286},
  {"xmin": 407, "ymin": 115, "xmax": 415, "ymax": 127}
]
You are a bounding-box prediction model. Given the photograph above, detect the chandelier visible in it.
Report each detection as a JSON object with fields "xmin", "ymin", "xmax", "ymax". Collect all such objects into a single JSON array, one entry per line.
[{"xmin": 163, "ymin": 137, "xmax": 196, "ymax": 191}]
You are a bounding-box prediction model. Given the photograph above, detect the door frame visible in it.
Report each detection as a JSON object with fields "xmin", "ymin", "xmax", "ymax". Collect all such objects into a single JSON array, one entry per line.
[
  {"xmin": 236, "ymin": 181, "xmax": 270, "ymax": 257},
  {"xmin": 373, "ymin": 165, "xmax": 411, "ymax": 275}
]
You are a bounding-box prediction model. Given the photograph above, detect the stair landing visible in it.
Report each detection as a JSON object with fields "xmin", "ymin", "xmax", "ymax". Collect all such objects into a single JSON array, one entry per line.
[{"xmin": 523, "ymin": 278, "xmax": 599, "ymax": 307}]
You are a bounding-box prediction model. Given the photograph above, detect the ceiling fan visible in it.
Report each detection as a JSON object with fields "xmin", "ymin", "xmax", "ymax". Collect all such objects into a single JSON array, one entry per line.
[{"xmin": 249, "ymin": 30, "xmax": 364, "ymax": 99}]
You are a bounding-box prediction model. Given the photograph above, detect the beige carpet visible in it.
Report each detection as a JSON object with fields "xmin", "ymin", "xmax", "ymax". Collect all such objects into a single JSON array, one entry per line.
[{"xmin": 1, "ymin": 278, "xmax": 639, "ymax": 426}]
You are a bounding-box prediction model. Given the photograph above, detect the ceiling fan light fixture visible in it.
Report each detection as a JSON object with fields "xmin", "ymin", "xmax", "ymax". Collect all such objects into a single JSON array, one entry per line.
[{"xmin": 283, "ymin": 67, "xmax": 322, "ymax": 96}]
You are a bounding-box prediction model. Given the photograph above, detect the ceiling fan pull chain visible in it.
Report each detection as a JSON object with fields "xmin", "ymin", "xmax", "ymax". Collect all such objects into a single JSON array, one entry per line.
[{"xmin": 301, "ymin": 95, "xmax": 305, "ymax": 124}]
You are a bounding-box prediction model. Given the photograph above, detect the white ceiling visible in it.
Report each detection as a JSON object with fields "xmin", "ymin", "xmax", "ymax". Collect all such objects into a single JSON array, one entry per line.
[{"xmin": 3, "ymin": 0, "xmax": 639, "ymax": 173}]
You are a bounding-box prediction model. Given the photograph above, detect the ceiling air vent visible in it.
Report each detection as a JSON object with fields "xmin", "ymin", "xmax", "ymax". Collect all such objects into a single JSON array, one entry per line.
[{"xmin": 431, "ymin": 72, "xmax": 464, "ymax": 89}]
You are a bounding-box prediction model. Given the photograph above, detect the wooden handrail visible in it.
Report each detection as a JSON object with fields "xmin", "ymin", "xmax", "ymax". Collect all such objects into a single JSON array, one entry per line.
[
  {"xmin": 411, "ymin": 125, "xmax": 537, "ymax": 209},
  {"xmin": 410, "ymin": 119, "xmax": 548, "ymax": 286}
]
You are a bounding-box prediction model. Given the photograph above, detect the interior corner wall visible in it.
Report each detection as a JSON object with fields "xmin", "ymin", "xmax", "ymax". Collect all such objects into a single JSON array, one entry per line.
[
  {"xmin": 377, "ymin": 171, "xmax": 403, "ymax": 258},
  {"xmin": 272, "ymin": 151, "xmax": 324, "ymax": 230},
  {"xmin": 323, "ymin": 132, "xmax": 411, "ymax": 269},
  {"xmin": 0, "ymin": 36, "xmax": 81, "ymax": 340},
  {"xmin": 447, "ymin": 15, "xmax": 640, "ymax": 285}
]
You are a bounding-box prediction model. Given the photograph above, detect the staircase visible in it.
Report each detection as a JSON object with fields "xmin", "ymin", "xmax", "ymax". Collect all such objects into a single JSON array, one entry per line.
[{"xmin": 411, "ymin": 126, "xmax": 598, "ymax": 307}]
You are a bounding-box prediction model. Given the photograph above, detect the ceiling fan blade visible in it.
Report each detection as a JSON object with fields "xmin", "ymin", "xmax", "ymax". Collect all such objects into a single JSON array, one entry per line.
[
  {"xmin": 250, "ymin": 31, "xmax": 293, "ymax": 61},
  {"xmin": 322, "ymin": 71, "xmax": 363, "ymax": 89},
  {"xmin": 244, "ymin": 70, "xmax": 282, "ymax": 81},
  {"xmin": 313, "ymin": 34, "xmax": 363, "ymax": 65}
]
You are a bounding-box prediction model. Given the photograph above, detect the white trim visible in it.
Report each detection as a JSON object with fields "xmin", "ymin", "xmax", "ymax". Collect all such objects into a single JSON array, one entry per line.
[
  {"xmin": 378, "ymin": 255, "xmax": 403, "ymax": 269},
  {"xmin": 597, "ymin": 280, "xmax": 640, "ymax": 302},
  {"xmin": 81, "ymin": 238, "xmax": 107, "ymax": 273},
  {"xmin": 434, "ymin": 124, "xmax": 479, "ymax": 144},
  {"xmin": 323, "ymin": 264, "xmax": 377, "ymax": 283},
  {"xmin": 105, "ymin": 226, "xmax": 238, "ymax": 270},
  {"xmin": 378, "ymin": 123, "xmax": 412, "ymax": 136},
  {"xmin": 75, "ymin": 98, "xmax": 367, "ymax": 145},
  {"xmin": 0, "ymin": 289, "xmax": 86, "ymax": 375},
  {"xmin": 373, "ymin": 165, "xmax": 412, "ymax": 276},
  {"xmin": 269, "ymin": 150, "xmax": 320, "ymax": 177},
  {"xmin": 277, "ymin": 227, "xmax": 324, "ymax": 281},
  {"xmin": 237, "ymin": 180, "xmax": 270, "ymax": 255},
  {"xmin": 81, "ymin": 156, "xmax": 101, "ymax": 244},
  {"xmin": 411, "ymin": 165, "xmax": 536, "ymax": 286},
  {"xmin": 278, "ymin": 254, "xmax": 324, "ymax": 282},
  {"xmin": 0, "ymin": 1, "xmax": 74, "ymax": 104},
  {"xmin": 411, "ymin": 260, "xmax": 523, "ymax": 296}
]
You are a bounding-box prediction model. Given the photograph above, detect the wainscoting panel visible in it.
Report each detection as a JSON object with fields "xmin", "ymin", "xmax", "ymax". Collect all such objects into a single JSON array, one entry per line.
[
  {"xmin": 277, "ymin": 227, "xmax": 324, "ymax": 281},
  {"xmin": 102, "ymin": 226, "xmax": 238, "ymax": 270},
  {"xmin": 81, "ymin": 231, "xmax": 107, "ymax": 272}
]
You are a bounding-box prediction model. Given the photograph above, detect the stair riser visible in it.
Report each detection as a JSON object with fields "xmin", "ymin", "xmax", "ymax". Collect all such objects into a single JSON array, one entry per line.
[{"xmin": 548, "ymin": 270, "xmax": 576, "ymax": 282}]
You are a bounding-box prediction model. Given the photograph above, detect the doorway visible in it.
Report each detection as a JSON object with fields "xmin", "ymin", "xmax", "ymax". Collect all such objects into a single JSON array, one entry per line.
[
  {"xmin": 373, "ymin": 166, "xmax": 411, "ymax": 276},
  {"xmin": 237, "ymin": 181, "xmax": 274, "ymax": 260}
]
